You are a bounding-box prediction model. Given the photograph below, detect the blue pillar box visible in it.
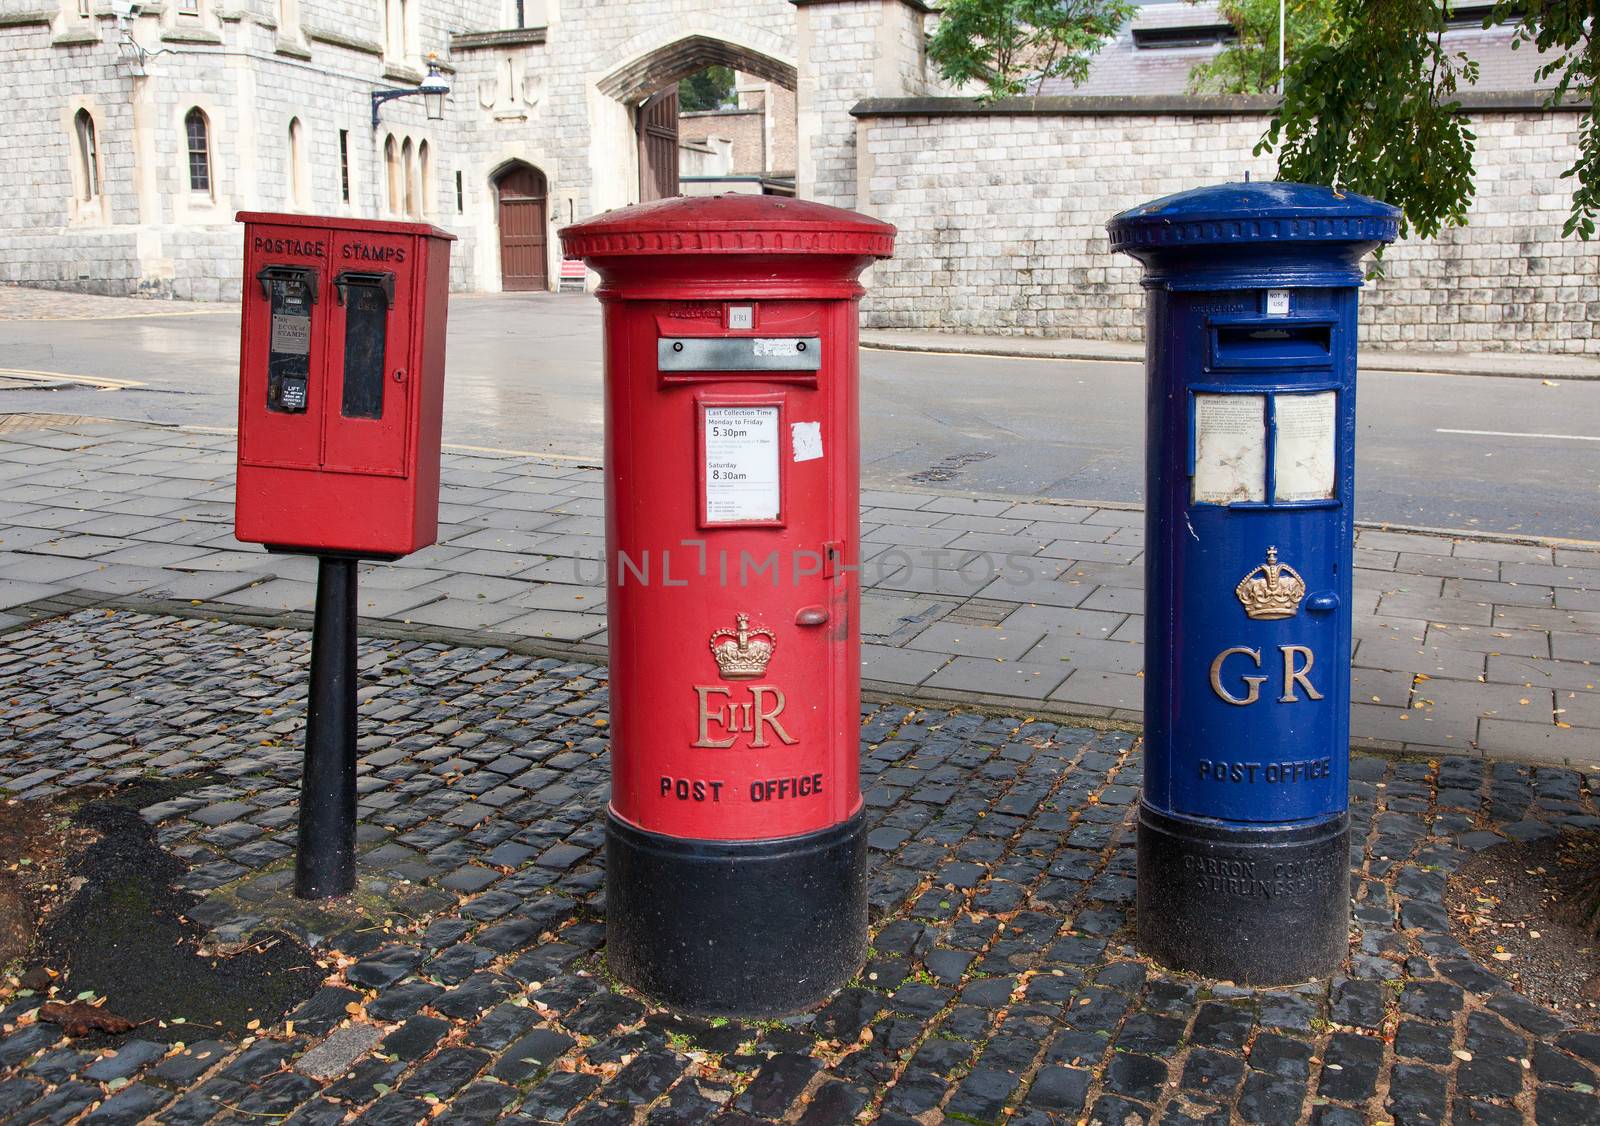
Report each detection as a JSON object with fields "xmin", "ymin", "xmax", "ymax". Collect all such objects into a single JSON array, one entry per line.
[{"xmin": 1108, "ymin": 182, "xmax": 1398, "ymax": 983}]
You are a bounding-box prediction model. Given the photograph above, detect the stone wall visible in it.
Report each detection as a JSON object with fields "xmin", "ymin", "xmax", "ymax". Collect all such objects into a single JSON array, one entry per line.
[
  {"xmin": 850, "ymin": 94, "xmax": 1599, "ymax": 354},
  {"xmin": 795, "ymin": 0, "xmax": 930, "ymax": 211}
]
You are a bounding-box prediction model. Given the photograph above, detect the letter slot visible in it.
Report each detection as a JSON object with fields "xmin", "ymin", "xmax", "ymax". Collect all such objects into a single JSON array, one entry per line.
[
  {"xmin": 1210, "ymin": 320, "xmax": 1334, "ymax": 369},
  {"xmin": 659, "ymin": 336, "xmax": 822, "ymax": 372},
  {"xmin": 334, "ymin": 270, "xmax": 393, "ymax": 420}
]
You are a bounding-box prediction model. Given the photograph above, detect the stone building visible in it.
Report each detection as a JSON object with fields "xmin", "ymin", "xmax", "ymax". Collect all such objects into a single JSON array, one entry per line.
[{"xmin": 0, "ymin": 0, "xmax": 824, "ymax": 298}]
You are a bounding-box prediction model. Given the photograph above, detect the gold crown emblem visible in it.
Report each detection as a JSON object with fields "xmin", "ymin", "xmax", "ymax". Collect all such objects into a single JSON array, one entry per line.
[
  {"xmin": 710, "ymin": 613, "xmax": 775, "ymax": 680},
  {"xmin": 1235, "ymin": 546, "xmax": 1306, "ymax": 620}
]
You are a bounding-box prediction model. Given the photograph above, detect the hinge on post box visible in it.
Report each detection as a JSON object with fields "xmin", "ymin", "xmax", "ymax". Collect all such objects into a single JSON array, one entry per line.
[
  {"xmin": 256, "ymin": 264, "xmax": 318, "ymax": 302},
  {"xmin": 333, "ymin": 270, "xmax": 396, "ymax": 309}
]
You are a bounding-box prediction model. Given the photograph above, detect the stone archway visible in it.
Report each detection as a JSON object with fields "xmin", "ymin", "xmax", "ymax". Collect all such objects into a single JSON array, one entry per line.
[
  {"xmin": 492, "ymin": 161, "xmax": 549, "ymax": 292},
  {"xmin": 596, "ymin": 32, "xmax": 797, "ymax": 106},
  {"xmin": 591, "ymin": 27, "xmax": 798, "ymax": 207}
]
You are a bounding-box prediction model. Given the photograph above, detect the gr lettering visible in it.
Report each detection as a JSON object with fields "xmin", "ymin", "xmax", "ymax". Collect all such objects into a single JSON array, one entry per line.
[{"xmin": 1209, "ymin": 645, "xmax": 1325, "ymax": 706}]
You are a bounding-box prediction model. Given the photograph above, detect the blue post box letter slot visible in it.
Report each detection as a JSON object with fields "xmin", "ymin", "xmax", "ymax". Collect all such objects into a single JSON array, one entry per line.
[{"xmin": 1108, "ymin": 182, "xmax": 1398, "ymax": 984}]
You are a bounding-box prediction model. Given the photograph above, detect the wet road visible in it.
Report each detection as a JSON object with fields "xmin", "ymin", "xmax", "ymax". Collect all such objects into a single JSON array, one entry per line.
[{"xmin": 2, "ymin": 292, "xmax": 1596, "ymax": 539}]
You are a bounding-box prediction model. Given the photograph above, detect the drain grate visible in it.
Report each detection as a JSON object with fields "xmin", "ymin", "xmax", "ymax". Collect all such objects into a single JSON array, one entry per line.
[
  {"xmin": 0, "ymin": 413, "xmax": 107, "ymax": 433},
  {"xmin": 944, "ymin": 598, "xmax": 1013, "ymax": 626},
  {"xmin": 908, "ymin": 450, "xmax": 994, "ymax": 485}
]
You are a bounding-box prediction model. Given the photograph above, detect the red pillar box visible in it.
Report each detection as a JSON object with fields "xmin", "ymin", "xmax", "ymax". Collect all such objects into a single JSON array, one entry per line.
[
  {"xmin": 560, "ymin": 196, "xmax": 894, "ymax": 1016},
  {"xmin": 235, "ymin": 212, "xmax": 453, "ymax": 558}
]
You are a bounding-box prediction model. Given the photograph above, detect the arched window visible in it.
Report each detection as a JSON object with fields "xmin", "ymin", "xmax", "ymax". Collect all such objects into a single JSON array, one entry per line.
[
  {"xmin": 401, "ymin": 137, "xmax": 414, "ymax": 218},
  {"xmin": 287, "ymin": 117, "xmax": 308, "ymax": 207},
  {"xmin": 417, "ymin": 140, "xmax": 431, "ymax": 217},
  {"xmin": 384, "ymin": 0, "xmax": 411, "ymax": 61},
  {"xmin": 73, "ymin": 109, "xmax": 100, "ymax": 202},
  {"xmin": 184, "ymin": 108, "xmax": 212, "ymax": 194},
  {"xmin": 384, "ymin": 135, "xmax": 399, "ymax": 215}
]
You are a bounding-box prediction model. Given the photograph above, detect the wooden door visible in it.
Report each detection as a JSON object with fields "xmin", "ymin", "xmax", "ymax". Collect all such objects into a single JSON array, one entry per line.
[
  {"xmin": 496, "ymin": 164, "xmax": 548, "ymax": 292},
  {"xmin": 637, "ymin": 89, "xmax": 679, "ymax": 202}
]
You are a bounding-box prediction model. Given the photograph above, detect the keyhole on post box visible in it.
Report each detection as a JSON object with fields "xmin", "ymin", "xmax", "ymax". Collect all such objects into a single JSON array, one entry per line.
[
  {"xmin": 672, "ymin": 342, "xmax": 684, "ymax": 352},
  {"xmin": 393, "ymin": 368, "xmax": 406, "ymax": 382}
]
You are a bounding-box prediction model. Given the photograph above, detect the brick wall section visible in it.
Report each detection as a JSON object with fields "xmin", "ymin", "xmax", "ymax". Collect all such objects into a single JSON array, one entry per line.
[
  {"xmin": 853, "ymin": 98, "xmax": 1600, "ymax": 354},
  {"xmin": 766, "ymin": 81, "xmax": 797, "ymax": 173},
  {"xmin": 681, "ymin": 109, "xmax": 766, "ymax": 173}
]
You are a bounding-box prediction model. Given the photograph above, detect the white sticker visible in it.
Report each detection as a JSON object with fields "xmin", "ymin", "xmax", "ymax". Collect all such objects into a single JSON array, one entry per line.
[
  {"xmin": 1193, "ymin": 393, "xmax": 1266, "ymax": 505},
  {"xmin": 752, "ymin": 338, "xmax": 801, "ymax": 357},
  {"xmin": 791, "ymin": 421, "xmax": 823, "ymax": 463},
  {"xmin": 1274, "ymin": 392, "xmax": 1338, "ymax": 501},
  {"xmin": 728, "ymin": 305, "xmax": 754, "ymax": 330},
  {"xmin": 704, "ymin": 406, "xmax": 781, "ymax": 523},
  {"xmin": 271, "ymin": 313, "xmax": 311, "ymax": 355},
  {"xmin": 1266, "ymin": 289, "xmax": 1291, "ymax": 316}
]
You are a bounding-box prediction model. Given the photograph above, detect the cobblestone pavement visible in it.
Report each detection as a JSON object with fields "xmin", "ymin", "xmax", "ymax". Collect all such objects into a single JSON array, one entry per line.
[
  {"xmin": 0, "ymin": 421, "xmax": 1596, "ymax": 768},
  {"xmin": 1, "ymin": 610, "xmax": 1599, "ymax": 1125}
]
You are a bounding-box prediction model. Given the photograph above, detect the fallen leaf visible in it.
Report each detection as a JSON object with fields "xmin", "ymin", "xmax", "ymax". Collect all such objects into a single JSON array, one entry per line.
[{"xmin": 38, "ymin": 1002, "xmax": 137, "ymax": 1037}]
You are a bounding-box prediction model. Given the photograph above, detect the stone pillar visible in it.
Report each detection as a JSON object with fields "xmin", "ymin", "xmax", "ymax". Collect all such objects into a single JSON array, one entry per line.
[{"xmin": 793, "ymin": 0, "xmax": 929, "ymax": 208}]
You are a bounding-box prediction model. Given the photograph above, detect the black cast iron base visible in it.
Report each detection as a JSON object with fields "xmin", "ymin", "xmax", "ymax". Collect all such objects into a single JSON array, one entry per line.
[
  {"xmin": 1136, "ymin": 802, "xmax": 1349, "ymax": 985},
  {"xmin": 605, "ymin": 809, "xmax": 867, "ymax": 1018}
]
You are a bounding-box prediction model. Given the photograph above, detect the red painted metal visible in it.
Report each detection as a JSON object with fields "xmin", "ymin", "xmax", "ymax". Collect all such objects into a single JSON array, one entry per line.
[
  {"xmin": 561, "ymin": 195, "xmax": 895, "ymax": 842},
  {"xmin": 234, "ymin": 211, "xmax": 454, "ymax": 558}
]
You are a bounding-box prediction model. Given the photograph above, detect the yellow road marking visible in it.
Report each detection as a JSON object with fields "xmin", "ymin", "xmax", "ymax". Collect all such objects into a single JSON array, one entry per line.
[
  {"xmin": 443, "ymin": 442, "xmax": 597, "ymax": 462},
  {"xmin": 0, "ymin": 308, "xmax": 230, "ymax": 322},
  {"xmin": 180, "ymin": 427, "xmax": 596, "ymax": 463}
]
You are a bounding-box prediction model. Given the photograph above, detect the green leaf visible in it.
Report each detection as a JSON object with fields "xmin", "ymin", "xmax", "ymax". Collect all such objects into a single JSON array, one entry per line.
[
  {"xmin": 926, "ymin": 0, "xmax": 1137, "ymax": 101},
  {"xmin": 1264, "ymin": 0, "xmax": 1597, "ymax": 242}
]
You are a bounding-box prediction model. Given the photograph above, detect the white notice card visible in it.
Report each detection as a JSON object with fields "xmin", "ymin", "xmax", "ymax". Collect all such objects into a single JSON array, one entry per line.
[
  {"xmin": 704, "ymin": 405, "xmax": 781, "ymax": 523},
  {"xmin": 1193, "ymin": 393, "xmax": 1267, "ymax": 505},
  {"xmin": 1274, "ymin": 391, "xmax": 1337, "ymax": 502}
]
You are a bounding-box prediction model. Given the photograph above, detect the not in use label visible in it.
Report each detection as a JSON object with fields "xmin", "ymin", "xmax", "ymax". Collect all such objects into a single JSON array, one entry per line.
[
  {"xmin": 704, "ymin": 405, "xmax": 781, "ymax": 523},
  {"xmin": 271, "ymin": 313, "xmax": 311, "ymax": 355}
]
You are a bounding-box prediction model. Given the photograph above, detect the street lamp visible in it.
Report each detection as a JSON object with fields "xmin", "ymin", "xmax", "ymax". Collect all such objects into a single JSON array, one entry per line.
[{"xmin": 371, "ymin": 55, "xmax": 450, "ymax": 127}]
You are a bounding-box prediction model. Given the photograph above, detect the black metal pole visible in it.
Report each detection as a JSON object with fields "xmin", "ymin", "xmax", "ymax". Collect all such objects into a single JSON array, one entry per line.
[{"xmin": 295, "ymin": 555, "xmax": 359, "ymax": 899}]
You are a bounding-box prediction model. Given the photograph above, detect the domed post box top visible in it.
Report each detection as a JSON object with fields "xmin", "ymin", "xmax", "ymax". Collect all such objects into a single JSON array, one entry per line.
[
  {"xmin": 560, "ymin": 194, "xmax": 896, "ymax": 300},
  {"xmin": 1108, "ymin": 181, "xmax": 1400, "ymax": 288}
]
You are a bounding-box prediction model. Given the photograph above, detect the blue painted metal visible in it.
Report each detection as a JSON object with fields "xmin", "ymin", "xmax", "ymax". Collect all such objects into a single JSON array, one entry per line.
[{"xmin": 1108, "ymin": 182, "xmax": 1398, "ymax": 829}]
